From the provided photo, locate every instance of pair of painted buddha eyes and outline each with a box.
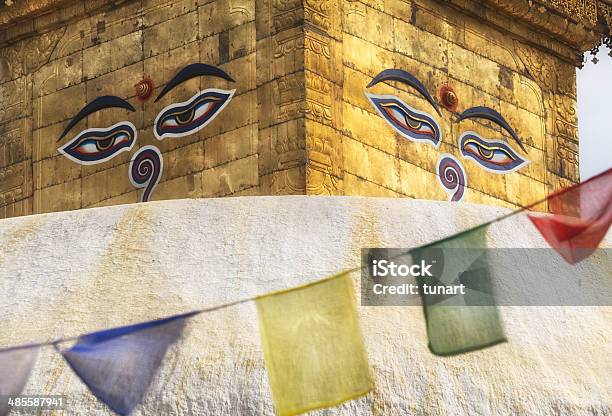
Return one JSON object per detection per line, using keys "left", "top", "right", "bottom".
{"left": 59, "top": 65, "right": 528, "bottom": 179}
{"left": 366, "top": 93, "right": 528, "bottom": 173}
{"left": 64, "top": 88, "right": 524, "bottom": 172}
{"left": 58, "top": 88, "right": 234, "bottom": 165}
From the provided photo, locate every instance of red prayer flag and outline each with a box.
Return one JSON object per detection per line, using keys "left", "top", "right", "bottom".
{"left": 528, "top": 168, "right": 612, "bottom": 264}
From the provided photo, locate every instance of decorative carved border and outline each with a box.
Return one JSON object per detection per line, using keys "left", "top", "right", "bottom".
{"left": 1, "top": 0, "right": 75, "bottom": 27}
{"left": 0, "top": 0, "right": 129, "bottom": 44}
{"left": 477, "top": 0, "right": 609, "bottom": 53}
{"left": 535, "top": 0, "right": 598, "bottom": 25}
{"left": 600, "top": 2, "right": 612, "bottom": 29}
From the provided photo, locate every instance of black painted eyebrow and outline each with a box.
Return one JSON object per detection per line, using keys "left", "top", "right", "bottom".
{"left": 58, "top": 96, "right": 136, "bottom": 142}
{"left": 367, "top": 68, "right": 442, "bottom": 116}
{"left": 458, "top": 106, "right": 526, "bottom": 152}
{"left": 155, "top": 63, "right": 235, "bottom": 103}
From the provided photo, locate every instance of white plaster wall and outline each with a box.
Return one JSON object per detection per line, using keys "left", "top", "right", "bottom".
{"left": 0, "top": 196, "right": 610, "bottom": 415}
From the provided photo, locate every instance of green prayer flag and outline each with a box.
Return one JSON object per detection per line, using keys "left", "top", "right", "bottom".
{"left": 411, "top": 225, "right": 506, "bottom": 355}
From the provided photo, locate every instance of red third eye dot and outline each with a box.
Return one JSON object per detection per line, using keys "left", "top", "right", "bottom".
{"left": 439, "top": 85, "right": 459, "bottom": 112}
{"left": 135, "top": 77, "right": 154, "bottom": 102}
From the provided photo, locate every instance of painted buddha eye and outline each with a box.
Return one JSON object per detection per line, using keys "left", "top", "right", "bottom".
{"left": 459, "top": 132, "right": 529, "bottom": 173}
{"left": 154, "top": 88, "right": 235, "bottom": 140}
{"left": 58, "top": 121, "right": 136, "bottom": 165}
{"left": 366, "top": 93, "right": 441, "bottom": 148}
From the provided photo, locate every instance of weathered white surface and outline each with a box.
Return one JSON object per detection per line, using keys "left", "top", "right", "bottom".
{"left": 0, "top": 196, "right": 610, "bottom": 415}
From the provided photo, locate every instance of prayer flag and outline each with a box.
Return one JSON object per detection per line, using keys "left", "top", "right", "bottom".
{"left": 411, "top": 225, "right": 506, "bottom": 355}
{"left": 0, "top": 346, "right": 38, "bottom": 416}
{"left": 529, "top": 168, "right": 612, "bottom": 264}
{"left": 256, "top": 273, "right": 372, "bottom": 416}
{"left": 59, "top": 313, "right": 192, "bottom": 415}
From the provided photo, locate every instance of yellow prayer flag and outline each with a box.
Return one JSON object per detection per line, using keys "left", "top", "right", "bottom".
{"left": 256, "top": 272, "right": 372, "bottom": 416}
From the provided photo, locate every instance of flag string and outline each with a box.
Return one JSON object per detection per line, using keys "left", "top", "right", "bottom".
{"left": 0, "top": 168, "right": 608, "bottom": 354}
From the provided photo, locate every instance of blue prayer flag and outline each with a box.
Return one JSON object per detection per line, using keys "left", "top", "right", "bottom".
{"left": 0, "top": 345, "right": 38, "bottom": 416}
{"left": 59, "top": 312, "right": 194, "bottom": 415}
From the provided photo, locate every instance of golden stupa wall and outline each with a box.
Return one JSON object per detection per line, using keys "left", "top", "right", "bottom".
{"left": 0, "top": 0, "right": 608, "bottom": 218}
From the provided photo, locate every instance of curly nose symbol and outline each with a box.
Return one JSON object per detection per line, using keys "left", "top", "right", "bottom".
{"left": 129, "top": 145, "right": 163, "bottom": 202}
{"left": 437, "top": 154, "right": 467, "bottom": 202}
